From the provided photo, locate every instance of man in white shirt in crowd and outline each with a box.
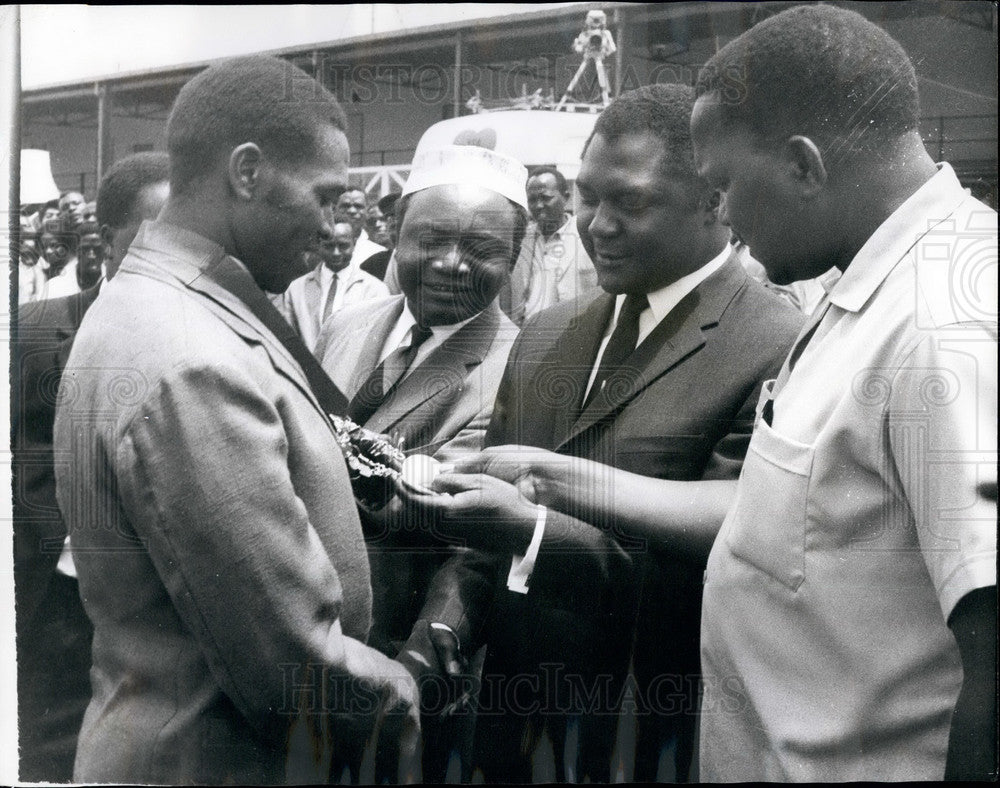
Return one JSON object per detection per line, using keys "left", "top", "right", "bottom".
{"left": 281, "top": 218, "right": 388, "bottom": 351}
{"left": 501, "top": 165, "right": 598, "bottom": 324}
{"left": 37, "top": 218, "right": 81, "bottom": 300}
{"left": 337, "top": 186, "right": 387, "bottom": 269}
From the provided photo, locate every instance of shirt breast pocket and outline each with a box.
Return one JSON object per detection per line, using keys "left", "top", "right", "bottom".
{"left": 723, "top": 416, "right": 813, "bottom": 591}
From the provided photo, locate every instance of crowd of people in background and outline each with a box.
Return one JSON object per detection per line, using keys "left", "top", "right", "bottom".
{"left": 11, "top": 4, "right": 995, "bottom": 786}
{"left": 19, "top": 149, "right": 834, "bottom": 332}
{"left": 19, "top": 192, "right": 100, "bottom": 303}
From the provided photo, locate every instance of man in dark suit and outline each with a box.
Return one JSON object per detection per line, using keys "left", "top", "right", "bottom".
{"left": 13, "top": 151, "right": 170, "bottom": 782}
{"left": 401, "top": 84, "right": 804, "bottom": 783}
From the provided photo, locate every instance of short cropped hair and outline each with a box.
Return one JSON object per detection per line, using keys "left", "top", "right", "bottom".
{"left": 77, "top": 221, "right": 102, "bottom": 238}
{"left": 166, "top": 55, "right": 347, "bottom": 194}
{"left": 527, "top": 166, "right": 569, "bottom": 195}
{"left": 96, "top": 152, "right": 169, "bottom": 228}
{"left": 587, "top": 84, "right": 699, "bottom": 180}
{"left": 377, "top": 191, "right": 401, "bottom": 215}
{"left": 397, "top": 191, "right": 529, "bottom": 270}
{"left": 339, "top": 188, "right": 366, "bottom": 202}
{"left": 695, "top": 5, "right": 919, "bottom": 153}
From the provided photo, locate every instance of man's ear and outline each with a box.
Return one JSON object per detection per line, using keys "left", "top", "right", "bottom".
{"left": 784, "top": 135, "right": 827, "bottom": 197}
{"left": 702, "top": 189, "right": 722, "bottom": 225}
{"left": 228, "top": 143, "right": 264, "bottom": 200}
{"left": 99, "top": 224, "right": 115, "bottom": 252}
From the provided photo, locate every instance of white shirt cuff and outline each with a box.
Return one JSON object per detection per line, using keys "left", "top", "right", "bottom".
{"left": 55, "top": 535, "right": 77, "bottom": 578}
{"left": 506, "top": 505, "right": 547, "bottom": 594}
{"left": 429, "top": 622, "right": 460, "bottom": 654}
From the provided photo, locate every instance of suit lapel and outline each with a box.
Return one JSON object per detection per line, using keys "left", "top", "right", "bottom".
{"left": 365, "top": 303, "right": 502, "bottom": 437}
{"left": 560, "top": 255, "right": 748, "bottom": 449}
{"left": 540, "top": 292, "right": 616, "bottom": 447}
{"left": 340, "top": 297, "right": 406, "bottom": 399}
{"left": 183, "top": 254, "right": 334, "bottom": 421}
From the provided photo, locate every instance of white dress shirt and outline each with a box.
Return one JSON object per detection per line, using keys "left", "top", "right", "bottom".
{"left": 584, "top": 244, "right": 731, "bottom": 402}
{"left": 40, "top": 258, "right": 81, "bottom": 300}
{"left": 351, "top": 228, "right": 387, "bottom": 270}
{"left": 377, "top": 301, "right": 478, "bottom": 380}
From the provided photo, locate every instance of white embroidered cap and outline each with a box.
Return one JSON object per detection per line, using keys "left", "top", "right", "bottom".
{"left": 401, "top": 144, "right": 529, "bottom": 210}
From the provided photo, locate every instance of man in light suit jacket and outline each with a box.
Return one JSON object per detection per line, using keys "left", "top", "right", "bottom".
{"left": 13, "top": 152, "right": 169, "bottom": 782}
{"left": 401, "top": 84, "right": 804, "bottom": 783}
{"left": 52, "top": 56, "right": 416, "bottom": 785}
{"left": 281, "top": 219, "right": 388, "bottom": 351}
{"left": 315, "top": 143, "right": 531, "bottom": 781}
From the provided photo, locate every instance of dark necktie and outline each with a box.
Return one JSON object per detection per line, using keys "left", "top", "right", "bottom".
{"left": 582, "top": 293, "right": 648, "bottom": 411}
{"left": 319, "top": 272, "right": 338, "bottom": 331}
{"left": 348, "top": 324, "right": 433, "bottom": 426}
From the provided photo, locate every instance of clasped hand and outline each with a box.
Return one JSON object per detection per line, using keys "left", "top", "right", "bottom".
{"left": 393, "top": 445, "right": 567, "bottom": 552}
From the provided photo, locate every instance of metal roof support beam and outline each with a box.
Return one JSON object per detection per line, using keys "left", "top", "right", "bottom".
{"left": 614, "top": 8, "right": 624, "bottom": 98}
{"left": 95, "top": 83, "right": 113, "bottom": 181}
{"left": 453, "top": 30, "right": 463, "bottom": 118}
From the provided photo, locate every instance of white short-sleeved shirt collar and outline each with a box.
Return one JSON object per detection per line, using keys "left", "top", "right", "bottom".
{"left": 828, "top": 163, "right": 969, "bottom": 314}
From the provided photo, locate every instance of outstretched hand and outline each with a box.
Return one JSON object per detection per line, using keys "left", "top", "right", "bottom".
{"left": 394, "top": 471, "right": 539, "bottom": 553}
{"left": 450, "top": 445, "right": 580, "bottom": 508}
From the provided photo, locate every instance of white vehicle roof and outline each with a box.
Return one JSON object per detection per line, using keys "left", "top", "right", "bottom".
{"left": 413, "top": 109, "right": 599, "bottom": 180}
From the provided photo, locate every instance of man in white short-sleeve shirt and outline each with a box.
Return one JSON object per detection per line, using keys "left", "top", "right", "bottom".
{"left": 691, "top": 5, "right": 996, "bottom": 781}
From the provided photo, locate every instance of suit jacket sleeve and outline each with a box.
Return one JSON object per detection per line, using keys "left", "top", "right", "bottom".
{"left": 113, "top": 361, "right": 408, "bottom": 746}
{"left": 413, "top": 508, "right": 633, "bottom": 653}
{"left": 12, "top": 326, "right": 69, "bottom": 623}
{"left": 413, "top": 321, "right": 564, "bottom": 651}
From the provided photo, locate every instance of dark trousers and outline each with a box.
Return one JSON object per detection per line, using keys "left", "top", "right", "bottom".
{"left": 17, "top": 572, "right": 93, "bottom": 782}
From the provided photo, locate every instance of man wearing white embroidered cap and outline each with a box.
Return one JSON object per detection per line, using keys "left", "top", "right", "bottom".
{"left": 396, "top": 83, "right": 804, "bottom": 783}
{"left": 314, "top": 141, "right": 527, "bottom": 781}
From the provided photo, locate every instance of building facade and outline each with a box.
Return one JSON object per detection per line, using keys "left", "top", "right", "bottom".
{"left": 20, "top": 2, "right": 998, "bottom": 204}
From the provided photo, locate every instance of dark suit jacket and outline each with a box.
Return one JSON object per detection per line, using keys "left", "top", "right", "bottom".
{"left": 13, "top": 287, "right": 101, "bottom": 781}
{"left": 417, "top": 256, "right": 804, "bottom": 752}
{"left": 14, "top": 286, "right": 100, "bottom": 625}
{"left": 424, "top": 255, "right": 802, "bottom": 632}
